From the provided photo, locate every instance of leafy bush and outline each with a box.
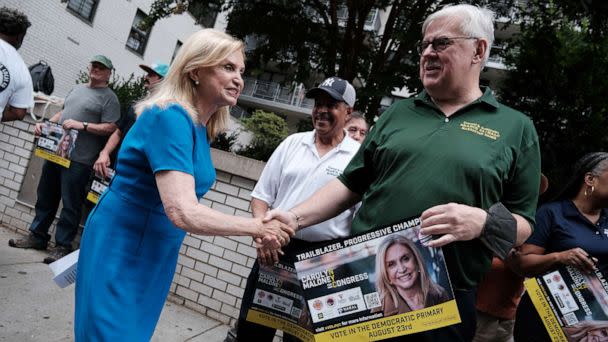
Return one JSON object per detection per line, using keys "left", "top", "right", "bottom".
{"left": 296, "top": 118, "right": 313, "bottom": 132}
{"left": 237, "top": 110, "right": 288, "bottom": 161}
{"left": 211, "top": 131, "right": 239, "bottom": 152}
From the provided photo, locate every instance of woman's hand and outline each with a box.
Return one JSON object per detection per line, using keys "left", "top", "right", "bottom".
{"left": 255, "top": 217, "right": 294, "bottom": 250}
{"left": 263, "top": 209, "right": 298, "bottom": 232}
{"left": 557, "top": 247, "right": 597, "bottom": 273}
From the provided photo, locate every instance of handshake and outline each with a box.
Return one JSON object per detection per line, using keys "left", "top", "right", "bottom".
{"left": 253, "top": 209, "right": 300, "bottom": 265}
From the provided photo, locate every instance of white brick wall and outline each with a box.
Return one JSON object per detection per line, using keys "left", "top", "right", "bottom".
{"left": 0, "top": 115, "right": 267, "bottom": 325}
{"left": 4, "top": 0, "right": 203, "bottom": 97}
{"left": 167, "top": 175, "right": 259, "bottom": 325}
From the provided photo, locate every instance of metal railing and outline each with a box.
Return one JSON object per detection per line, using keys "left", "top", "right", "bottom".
{"left": 241, "top": 77, "right": 314, "bottom": 109}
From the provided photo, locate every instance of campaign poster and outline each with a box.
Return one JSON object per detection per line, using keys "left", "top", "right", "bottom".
{"left": 245, "top": 260, "right": 315, "bottom": 341}
{"left": 34, "top": 120, "right": 78, "bottom": 168}
{"left": 86, "top": 168, "right": 115, "bottom": 204}
{"left": 246, "top": 216, "right": 459, "bottom": 342}
{"left": 524, "top": 265, "right": 608, "bottom": 342}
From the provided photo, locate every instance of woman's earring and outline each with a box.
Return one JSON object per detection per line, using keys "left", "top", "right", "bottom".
{"left": 194, "top": 80, "right": 200, "bottom": 85}
{"left": 591, "top": 186, "right": 595, "bottom": 194}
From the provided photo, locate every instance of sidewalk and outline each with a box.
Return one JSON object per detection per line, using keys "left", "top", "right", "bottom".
{"left": 0, "top": 225, "right": 231, "bottom": 341}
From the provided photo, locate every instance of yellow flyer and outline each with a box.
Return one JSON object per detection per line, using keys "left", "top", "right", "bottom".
{"left": 34, "top": 120, "right": 78, "bottom": 168}
{"left": 86, "top": 169, "right": 115, "bottom": 204}
{"left": 246, "top": 216, "right": 460, "bottom": 341}
{"left": 525, "top": 265, "right": 608, "bottom": 342}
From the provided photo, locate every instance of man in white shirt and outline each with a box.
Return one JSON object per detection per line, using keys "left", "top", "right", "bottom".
{"left": 0, "top": 6, "right": 33, "bottom": 122}
{"left": 230, "top": 77, "right": 361, "bottom": 342}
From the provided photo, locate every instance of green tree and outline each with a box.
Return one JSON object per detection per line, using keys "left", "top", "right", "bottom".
{"left": 237, "top": 110, "right": 288, "bottom": 161}
{"left": 296, "top": 118, "right": 314, "bottom": 133}
{"left": 498, "top": 0, "right": 608, "bottom": 198}
{"left": 147, "top": 0, "right": 505, "bottom": 121}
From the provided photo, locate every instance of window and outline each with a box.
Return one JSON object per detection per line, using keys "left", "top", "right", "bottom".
{"left": 66, "top": 0, "right": 99, "bottom": 22}
{"left": 126, "top": 9, "right": 151, "bottom": 56}
{"left": 171, "top": 40, "right": 182, "bottom": 63}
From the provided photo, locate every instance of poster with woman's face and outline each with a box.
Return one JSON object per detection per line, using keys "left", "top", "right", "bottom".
{"left": 35, "top": 121, "right": 78, "bottom": 168}
{"left": 293, "top": 217, "right": 456, "bottom": 338}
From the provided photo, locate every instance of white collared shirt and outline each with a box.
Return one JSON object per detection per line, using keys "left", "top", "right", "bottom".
{"left": 252, "top": 130, "right": 361, "bottom": 241}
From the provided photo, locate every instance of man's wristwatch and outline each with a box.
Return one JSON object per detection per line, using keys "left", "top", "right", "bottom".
{"left": 83, "top": 122, "right": 88, "bottom": 131}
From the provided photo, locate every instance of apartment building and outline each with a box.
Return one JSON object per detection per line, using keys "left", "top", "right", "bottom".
{"left": 5, "top": 0, "right": 206, "bottom": 97}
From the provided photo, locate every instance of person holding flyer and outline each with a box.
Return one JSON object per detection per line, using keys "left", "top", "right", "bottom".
{"left": 265, "top": 4, "right": 541, "bottom": 341}
{"left": 375, "top": 234, "right": 448, "bottom": 315}
{"left": 73, "top": 29, "right": 293, "bottom": 341}
{"left": 511, "top": 152, "right": 608, "bottom": 341}
{"left": 229, "top": 77, "right": 360, "bottom": 342}
{"left": 8, "top": 55, "right": 120, "bottom": 263}
{"left": 93, "top": 61, "right": 168, "bottom": 179}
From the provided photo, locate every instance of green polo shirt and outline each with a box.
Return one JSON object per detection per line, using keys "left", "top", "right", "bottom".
{"left": 338, "top": 87, "right": 540, "bottom": 289}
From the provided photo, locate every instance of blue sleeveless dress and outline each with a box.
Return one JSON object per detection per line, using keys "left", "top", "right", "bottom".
{"left": 75, "top": 104, "right": 215, "bottom": 341}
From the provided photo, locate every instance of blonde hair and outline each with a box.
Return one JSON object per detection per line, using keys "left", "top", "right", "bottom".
{"left": 136, "top": 29, "right": 244, "bottom": 139}
{"left": 375, "top": 235, "right": 434, "bottom": 309}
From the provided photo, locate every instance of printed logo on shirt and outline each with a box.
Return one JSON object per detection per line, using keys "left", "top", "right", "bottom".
{"left": 326, "top": 166, "right": 343, "bottom": 177}
{"left": 0, "top": 63, "right": 9, "bottom": 93}
{"left": 460, "top": 121, "right": 500, "bottom": 140}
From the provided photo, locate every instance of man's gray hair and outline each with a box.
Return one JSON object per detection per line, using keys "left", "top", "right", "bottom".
{"left": 422, "top": 4, "right": 495, "bottom": 65}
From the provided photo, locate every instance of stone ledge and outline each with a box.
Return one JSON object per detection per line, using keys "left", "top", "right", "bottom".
{"left": 210, "top": 148, "right": 266, "bottom": 181}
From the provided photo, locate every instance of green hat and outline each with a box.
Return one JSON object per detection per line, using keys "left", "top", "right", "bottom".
{"left": 90, "top": 55, "right": 113, "bottom": 69}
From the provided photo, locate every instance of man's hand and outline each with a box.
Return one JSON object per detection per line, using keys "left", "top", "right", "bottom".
{"left": 263, "top": 209, "right": 298, "bottom": 231}
{"left": 420, "top": 203, "right": 487, "bottom": 248}
{"left": 255, "top": 237, "right": 284, "bottom": 266}
{"left": 256, "top": 217, "right": 295, "bottom": 250}
{"left": 34, "top": 122, "right": 44, "bottom": 136}
{"left": 93, "top": 151, "right": 111, "bottom": 178}
{"left": 62, "top": 119, "right": 83, "bottom": 130}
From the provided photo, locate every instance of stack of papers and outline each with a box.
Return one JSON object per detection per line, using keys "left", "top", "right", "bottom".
{"left": 48, "top": 249, "right": 79, "bottom": 288}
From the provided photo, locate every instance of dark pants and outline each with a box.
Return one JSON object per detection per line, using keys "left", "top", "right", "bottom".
{"left": 513, "top": 293, "right": 550, "bottom": 342}
{"left": 29, "top": 160, "right": 91, "bottom": 247}
{"left": 384, "top": 288, "right": 478, "bottom": 342}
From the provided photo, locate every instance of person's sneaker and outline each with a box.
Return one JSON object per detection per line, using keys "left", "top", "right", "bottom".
{"left": 43, "top": 245, "right": 72, "bottom": 264}
{"left": 8, "top": 234, "right": 47, "bottom": 250}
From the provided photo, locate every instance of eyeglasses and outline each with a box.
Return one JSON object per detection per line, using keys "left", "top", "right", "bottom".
{"left": 417, "top": 37, "right": 478, "bottom": 54}
{"left": 347, "top": 127, "right": 367, "bottom": 137}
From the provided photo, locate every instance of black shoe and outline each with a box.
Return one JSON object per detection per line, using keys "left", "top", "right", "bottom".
{"left": 224, "top": 327, "right": 237, "bottom": 342}
{"left": 8, "top": 234, "right": 47, "bottom": 250}
{"left": 43, "top": 245, "right": 72, "bottom": 264}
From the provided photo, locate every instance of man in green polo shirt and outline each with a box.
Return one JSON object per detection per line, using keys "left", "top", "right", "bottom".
{"left": 265, "top": 4, "right": 541, "bottom": 341}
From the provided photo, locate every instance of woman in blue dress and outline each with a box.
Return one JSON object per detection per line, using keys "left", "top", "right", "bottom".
{"left": 510, "top": 152, "right": 608, "bottom": 341}
{"left": 74, "top": 29, "right": 294, "bottom": 341}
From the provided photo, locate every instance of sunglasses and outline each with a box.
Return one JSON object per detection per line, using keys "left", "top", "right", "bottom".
{"left": 417, "top": 36, "right": 478, "bottom": 54}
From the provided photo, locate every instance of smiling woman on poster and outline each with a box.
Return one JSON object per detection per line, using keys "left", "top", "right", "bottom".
{"left": 54, "top": 131, "right": 73, "bottom": 158}
{"left": 375, "top": 234, "right": 448, "bottom": 315}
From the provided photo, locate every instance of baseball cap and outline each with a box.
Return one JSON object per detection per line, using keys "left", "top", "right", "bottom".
{"left": 90, "top": 55, "right": 113, "bottom": 69}
{"left": 139, "top": 62, "right": 169, "bottom": 78}
{"left": 305, "top": 77, "right": 356, "bottom": 107}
